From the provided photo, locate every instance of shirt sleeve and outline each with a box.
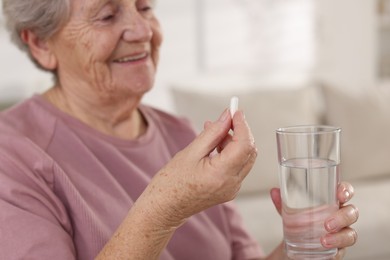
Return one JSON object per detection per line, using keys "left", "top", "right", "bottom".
{"left": 222, "top": 201, "right": 265, "bottom": 260}
{"left": 0, "top": 148, "right": 76, "bottom": 260}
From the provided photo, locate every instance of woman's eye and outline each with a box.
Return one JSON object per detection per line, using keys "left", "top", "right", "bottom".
{"left": 139, "top": 5, "right": 154, "bottom": 17}
{"left": 101, "top": 14, "right": 115, "bottom": 21}
{"left": 142, "top": 6, "right": 151, "bottom": 12}
{"left": 137, "top": 0, "right": 154, "bottom": 14}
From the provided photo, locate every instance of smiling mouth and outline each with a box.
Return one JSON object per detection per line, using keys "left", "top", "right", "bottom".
{"left": 114, "top": 53, "right": 148, "bottom": 63}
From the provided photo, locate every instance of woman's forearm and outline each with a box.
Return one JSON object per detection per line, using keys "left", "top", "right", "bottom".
{"left": 96, "top": 192, "right": 184, "bottom": 260}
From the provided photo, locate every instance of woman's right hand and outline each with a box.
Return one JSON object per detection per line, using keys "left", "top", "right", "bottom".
{"left": 141, "top": 109, "right": 257, "bottom": 227}
{"left": 97, "top": 109, "right": 257, "bottom": 259}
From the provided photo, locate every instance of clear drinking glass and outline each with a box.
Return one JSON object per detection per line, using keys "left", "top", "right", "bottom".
{"left": 276, "top": 125, "right": 341, "bottom": 259}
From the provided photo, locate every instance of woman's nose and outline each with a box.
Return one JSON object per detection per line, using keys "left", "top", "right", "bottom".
{"left": 122, "top": 11, "right": 153, "bottom": 42}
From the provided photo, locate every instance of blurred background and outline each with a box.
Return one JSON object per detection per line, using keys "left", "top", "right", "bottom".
{"left": 1, "top": 0, "right": 390, "bottom": 259}
{"left": 0, "top": 0, "right": 385, "bottom": 109}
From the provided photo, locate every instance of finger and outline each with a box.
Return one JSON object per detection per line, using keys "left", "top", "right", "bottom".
{"left": 270, "top": 188, "right": 282, "bottom": 216}
{"left": 187, "top": 109, "right": 232, "bottom": 158}
{"left": 216, "top": 134, "right": 232, "bottom": 153}
{"left": 235, "top": 146, "right": 258, "bottom": 180}
{"left": 230, "top": 111, "right": 254, "bottom": 144}
{"left": 203, "top": 120, "right": 220, "bottom": 157}
{"left": 321, "top": 227, "right": 358, "bottom": 249}
{"left": 219, "top": 111, "right": 256, "bottom": 168}
{"left": 333, "top": 248, "right": 346, "bottom": 260}
{"left": 337, "top": 181, "right": 354, "bottom": 204}
{"left": 203, "top": 120, "right": 212, "bottom": 130}
{"left": 204, "top": 120, "right": 224, "bottom": 157}
{"left": 204, "top": 116, "right": 232, "bottom": 154}
{"left": 325, "top": 204, "right": 359, "bottom": 233}
{"left": 337, "top": 248, "right": 347, "bottom": 260}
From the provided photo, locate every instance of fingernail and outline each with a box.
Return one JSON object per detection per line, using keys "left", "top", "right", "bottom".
{"left": 322, "top": 234, "right": 337, "bottom": 247}
{"left": 343, "top": 190, "right": 350, "bottom": 201}
{"left": 326, "top": 218, "right": 338, "bottom": 232}
{"left": 218, "top": 109, "right": 229, "bottom": 122}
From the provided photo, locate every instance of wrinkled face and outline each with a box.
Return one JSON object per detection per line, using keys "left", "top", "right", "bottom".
{"left": 48, "top": 0, "right": 162, "bottom": 100}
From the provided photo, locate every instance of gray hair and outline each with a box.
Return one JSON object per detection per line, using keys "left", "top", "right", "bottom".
{"left": 2, "top": 0, "right": 71, "bottom": 71}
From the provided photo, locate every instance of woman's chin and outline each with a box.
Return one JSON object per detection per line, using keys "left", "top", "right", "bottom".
{"left": 99, "top": 83, "right": 153, "bottom": 101}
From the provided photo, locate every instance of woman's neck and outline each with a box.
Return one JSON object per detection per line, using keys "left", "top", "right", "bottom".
{"left": 42, "top": 86, "right": 147, "bottom": 140}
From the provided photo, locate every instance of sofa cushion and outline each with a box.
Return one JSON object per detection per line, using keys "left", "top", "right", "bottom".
{"left": 322, "top": 84, "right": 390, "bottom": 181}
{"left": 171, "top": 82, "right": 322, "bottom": 195}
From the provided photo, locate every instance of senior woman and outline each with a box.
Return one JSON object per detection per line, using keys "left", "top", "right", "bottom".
{"left": 0, "top": 0, "right": 358, "bottom": 259}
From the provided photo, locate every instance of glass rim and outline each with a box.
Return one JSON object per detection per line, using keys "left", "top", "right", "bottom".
{"left": 276, "top": 125, "right": 341, "bottom": 134}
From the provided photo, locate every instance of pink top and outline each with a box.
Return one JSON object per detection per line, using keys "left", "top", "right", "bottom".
{"left": 0, "top": 95, "right": 263, "bottom": 260}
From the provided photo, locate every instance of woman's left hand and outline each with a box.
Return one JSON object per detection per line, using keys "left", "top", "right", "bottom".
{"left": 270, "top": 181, "right": 359, "bottom": 259}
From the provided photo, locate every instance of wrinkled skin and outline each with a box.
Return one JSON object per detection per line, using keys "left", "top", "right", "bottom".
{"left": 21, "top": 0, "right": 358, "bottom": 258}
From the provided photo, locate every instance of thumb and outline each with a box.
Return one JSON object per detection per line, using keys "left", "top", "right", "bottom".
{"left": 270, "top": 188, "right": 282, "bottom": 216}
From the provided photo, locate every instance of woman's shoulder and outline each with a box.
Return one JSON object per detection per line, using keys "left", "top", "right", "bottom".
{"left": 0, "top": 95, "right": 58, "bottom": 150}
{"left": 0, "top": 96, "right": 64, "bottom": 192}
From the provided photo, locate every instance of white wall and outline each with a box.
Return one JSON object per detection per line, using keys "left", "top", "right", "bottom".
{"left": 143, "top": 0, "right": 197, "bottom": 112}
{"left": 316, "top": 0, "right": 378, "bottom": 91}
{"left": 145, "top": 0, "right": 250, "bottom": 112}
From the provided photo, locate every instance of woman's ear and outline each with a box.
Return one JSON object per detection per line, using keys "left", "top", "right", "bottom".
{"left": 20, "top": 30, "right": 58, "bottom": 70}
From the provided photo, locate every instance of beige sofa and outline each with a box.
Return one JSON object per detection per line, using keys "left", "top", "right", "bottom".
{"left": 171, "top": 76, "right": 390, "bottom": 260}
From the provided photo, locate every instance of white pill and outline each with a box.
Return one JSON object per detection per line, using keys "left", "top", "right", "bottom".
{"left": 230, "top": 96, "right": 239, "bottom": 118}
